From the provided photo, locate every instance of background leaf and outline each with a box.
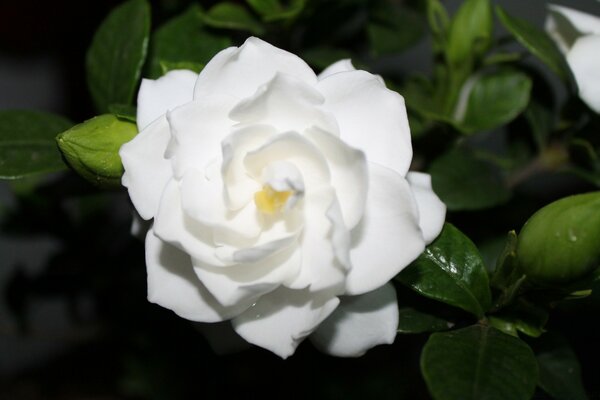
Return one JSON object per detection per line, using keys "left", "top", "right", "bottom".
{"left": 445, "top": 0, "right": 493, "bottom": 66}
{"left": 246, "top": 0, "right": 305, "bottom": 22}
{"left": 0, "top": 110, "right": 73, "bottom": 179}
{"left": 367, "top": 3, "right": 425, "bottom": 56}
{"left": 397, "top": 307, "right": 454, "bottom": 334}
{"left": 397, "top": 223, "right": 492, "bottom": 318}
{"left": 203, "top": 3, "right": 265, "bottom": 35}
{"left": 421, "top": 325, "right": 538, "bottom": 400}
{"left": 147, "top": 5, "right": 231, "bottom": 79}
{"left": 496, "top": 6, "right": 573, "bottom": 83}
{"left": 429, "top": 147, "right": 511, "bottom": 211}
{"left": 457, "top": 69, "right": 532, "bottom": 134}
{"left": 86, "top": 0, "right": 150, "bottom": 113}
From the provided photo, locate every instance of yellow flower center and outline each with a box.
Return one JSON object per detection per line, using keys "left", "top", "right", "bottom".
{"left": 254, "top": 185, "right": 293, "bottom": 214}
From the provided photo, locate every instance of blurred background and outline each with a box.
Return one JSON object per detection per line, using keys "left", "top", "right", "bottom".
{"left": 1, "top": 0, "right": 599, "bottom": 399}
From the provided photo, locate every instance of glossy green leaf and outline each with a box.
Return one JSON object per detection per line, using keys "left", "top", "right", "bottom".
{"left": 397, "top": 307, "right": 454, "bottom": 334}
{"left": 429, "top": 147, "right": 511, "bottom": 211}
{"left": 397, "top": 223, "right": 492, "bottom": 318}
{"left": 86, "top": 0, "right": 150, "bottom": 113}
{"left": 368, "top": 4, "right": 425, "bottom": 55}
{"left": 457, "top": 69, "right": 532, "bottom": 134}
{"left": 421, "top": 325, "right": 538, "bottom": 400}
{"left": 496, "top": 6, "right": 572, "bottom": 82}
{"left": 536, "top": 335, "right": 588, "bottom": 400}
{"left": 0, "top": 110, "right": 73, "bottom": 179}
{"left": 446, "top": 0, "right": 493, "bottom": 66}
{"left": 147, "top": 5, "right": 231, "bottom": 79}
{"left": 203, "top": 3, "right": 264, "bottom": 35}
{"left": 56, "top": 114, "right": 137, "bottom": 188}
{"left": 246, "top": 0, "right": 305, "bottom": 22}
{"left": 488, "top": 299, "right": 548, "bottom": 338}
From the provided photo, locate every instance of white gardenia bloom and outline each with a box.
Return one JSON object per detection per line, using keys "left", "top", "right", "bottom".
{"left": 120, "top": 37, "right": 446, "bottom": 358}
{"left": 546, "top": 3, "right": 600, "bottom": 113}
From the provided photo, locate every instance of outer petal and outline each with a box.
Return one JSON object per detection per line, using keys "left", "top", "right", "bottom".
{"left": 318, "top": 59, "right": 355, "bottom": 80}
{"left": 568, "top": 35, "right": 600, "bottom": 113}
{"left": 232, "top": 287, "right": 340, "bottom": 358}
{"left": 120, "top": 117, "right": 172, "bottom": 220}
{"left": 194, "top": 37, "right": 317, "bottom": 102}
{"left": 310, "top": 283, "right": 398, "bottom": 357}
{"left": 229, "top": 73, "right": 338, "bottom": 134}
{"left": 137, "top": 70, "right": 198, "bottom": 131}
{"left": 145, "top": 229, "right": 249, "bottom": 322}
{"left": 547, "top": 4, "right": 600, "bottom": 50}
{"left": 406, "top": 172, "right": 446, "bottom": 244}
{"left": 345, "top": 163, "right": 425, "bottom": 295}
{"left": 317, "top": 70, "right": 412, "bottom": 176}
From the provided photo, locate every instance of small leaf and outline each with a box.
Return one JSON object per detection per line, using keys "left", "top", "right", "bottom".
{"left": 147, "top": 5, "right": 231, "bottom": 79}
{"left": 203, "top": 3, "right": 264, "bottom": 35}
{"left": 421, "top": 325, "right": 538, "bottom": 400}
{"left": 524, "top": 100, "right": 554, "bottom": 150}
{"left": 56, "top": 114, "right": 138, "bottom": 188}
{"left": 159, "top": 60, "right": 204, "bottom": 76}
{"left": 108, "top": 104, "right": 137, "bottom": 123}
{"left": 368, "top": 4, "right": 425, "bottom": 56}
{"left": 397, "top": 223, "right": 492, "bottom": 318}
{"left": 536, "top": 334, "right": 588, "bottom": 400}
{"left": 0, "top": 110, "right": 73, "bottom": 179}
{"left": 457, "top": 69, "right": 532, "bottom": 134}
{"left": 246, "top": 0, "right": 305, "bottom": 22}
{"left": 86, "top": 0, "right": 150, "bottom": 113}
{"left": 496, "top": 6, "right": 572, "bottom": 82}
{"left": 429, "top": 147, "right": 511, "bottom": 211}
{"left": 397, "top": 307, "right": 454, "bottom": 334}
{"left": 488, "top": 299, "right": 549, "bottom": 338}
{"left": 446, "top": 0, "right": 493, "bottom": 66}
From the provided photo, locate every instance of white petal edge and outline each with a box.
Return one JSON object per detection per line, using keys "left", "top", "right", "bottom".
{"left": 317, "top": 70, "right": 413, "bottom": 176}
{"left": 406, "top": 171, "right": 446, "bottom": 244}
{"left": 145, "top": 229, "right": 249, "bottom": 322}
{"left": 232, "top": 287, "right": 340, "bottom": 358}
{"left": 568, "top": 35, "right": 600, "bottom": 113}
{"left": 318, "top": 59, "right": 356, "bottom": 80}
{"left": 345, "top": 163, "right": 425, "bottom": 295}
{"left": 120, "top": 117, "right": 172, "bottom": 220}
{"left": 137, "top": 70, "right": 198, "bottom": 131}
{"left": 310, "top": 283, "right": 398, "bottom": 357}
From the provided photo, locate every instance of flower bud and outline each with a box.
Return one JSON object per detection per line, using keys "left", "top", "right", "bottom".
{"left": 56, "top": 114, "right": 137, "bottom": 187}
{"left": 516, "top": 192, "right": 600, "bottom": 285}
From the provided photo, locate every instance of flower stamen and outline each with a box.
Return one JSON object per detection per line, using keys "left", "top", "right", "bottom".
{"left": 254, "top": 185, "right": 293, "bottom": 214}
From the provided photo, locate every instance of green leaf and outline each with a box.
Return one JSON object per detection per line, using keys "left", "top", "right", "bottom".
{"left": 86, "top": 0, "right": 150, "bottom": 113}
{"left": 301, "top": 47, "right": 354, "bottom": 71}
{"left": 397, "top": 223, "right": 492, "bottom": 318}
{"left": 536, "top": 335, "right": 588, "bottom": 400}
{"left": 203, "top": 3, "right": 264, "bottom": 35}
{"left": 488, "top": 299, "right": 548, "bottom": 338}
{"left": 108, "top": 104, "right": 137, "bottom": 123}
{"left": 0, "top": 110, "right": 73, "bottom": 179}
{"left": 524, "top": 100, "right": 554, "bottom": 150}
{"left": 421, "top": 325, "right": 538, "bottom": 400}
{"left": 496, "top": 6, "right": 572, "bottom": 82}
{"left": 446, "top": 0, "right": 493, "bottom": 66}
{"left": 457, "top": 69, "right": 532, "bottom": 134}
{"left": 368, "top": 4, "right": 425, "bottom": 56}
{"left": 56, "top": 114, "right": 138, "bottom": 188}
{"left": 397, "top": 307, "right": 454, "bottom": 334}
{"left": 246, "top": 0, "right": 305, "bottom": 22}
{"left": 429, "top": 147, "right": 511, "bottom": 211}
{"left": 159, "top": 60, "right": 204, "bottom": 76}
{"left": 147, "top": 5, "right": 231, "bottom": 79}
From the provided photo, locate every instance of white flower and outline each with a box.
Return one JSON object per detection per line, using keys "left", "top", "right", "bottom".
{"left": 546, "top": 2, "right": 600, "bottom": 113}
{"left": 119, "top": 37, "right": 446, "bottom": 358}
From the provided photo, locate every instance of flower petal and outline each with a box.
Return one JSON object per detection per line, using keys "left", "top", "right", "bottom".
{"left": 345, "top": 163, "right": 425, "bottom": 295}
{"left": 305, "top": 126, "right": 368, "bottom": 229}
{"left": 406, "top": 172, "right": 446, "bottom": 244}
{"left": 232, "top": 287, "right": 340, "bottom": 358}
{"left": 137, "top": 70, "right": 198, "bottom": 131}
{"left": 568, "top": 35, "right": 600, "bottom": 113}
{"left": 230, "top": 73, "right": 338, "bottom": 134}
{"left": 153, "top": 179, "right": 229, "bottom": 267}
{"left": 120, "top": 117, "right": 172, "bottom": 220}
{"left": 317, "top": 70, "right": 412, "bottom": 176}
{"left": 546, "top": 4, "right": 600, "bottom": 52}
{"left": 145, "top": 229, "right": 249, "bottom": 322}
{"left": 194, "top": 37, "right": 317, "bottom": 102}
{"left": 310, "top": 283, "right": 398, "bottom": 357}
{"left": 193, "top": 245, "right": 301, "bottom": 307}
{"left": 318, "top": 59, "right": 355, "bottom": 80}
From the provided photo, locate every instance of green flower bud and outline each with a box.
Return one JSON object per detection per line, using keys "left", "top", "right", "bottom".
{"left": 56, "top": 114, "right": 137, "bottom": 188}
{"left": 516, "top": 192, "right": 600, "bottom": 285}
